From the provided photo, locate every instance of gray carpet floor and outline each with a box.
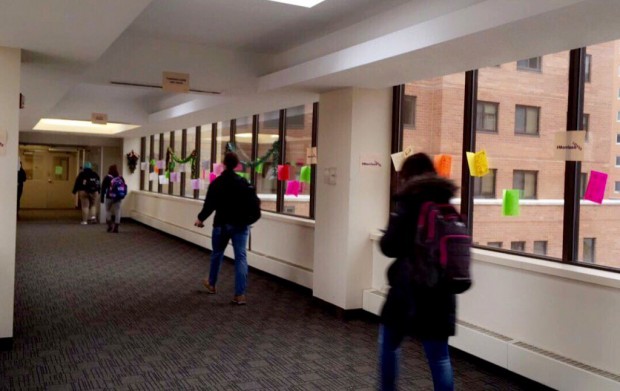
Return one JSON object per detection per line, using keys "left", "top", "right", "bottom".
{"left": 1, "top": 214, "right": 553, "bottom": 390}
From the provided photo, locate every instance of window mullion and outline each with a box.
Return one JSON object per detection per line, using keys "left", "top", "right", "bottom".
{"left": 461, "top": 70, "right": 478, "bottom": 234}
{"left": 562, "top": 48, "right": 586, "bottom": 263}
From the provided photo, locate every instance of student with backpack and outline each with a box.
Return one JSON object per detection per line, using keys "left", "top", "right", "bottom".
{"left": 379, "top": 152, "right": 470, "bottom": 391}
{"left": 100, "top": 164, "right": 127, "bottom": 233}
{"left": 72, "top": 161, "right": 101, "bottom": 225}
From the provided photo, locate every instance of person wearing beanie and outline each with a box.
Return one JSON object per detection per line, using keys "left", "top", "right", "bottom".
{"left": 72, "top": 161, "right": 101, "bottom": 225}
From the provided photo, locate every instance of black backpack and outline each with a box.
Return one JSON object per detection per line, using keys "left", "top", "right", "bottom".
{"left": 243, "top": 184, "right": 261, "bottom": 225}
{"left": 84, "top": 175, "right": 100, "bottom": 193}
{"left": 412, "top": 201, "right": 472, "bottom": 294}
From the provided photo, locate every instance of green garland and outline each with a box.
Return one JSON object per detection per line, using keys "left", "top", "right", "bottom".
{"left": 166, "top": 148, "right": 198, "bottom": 179}
{"left": 226, "top": 140, "right": 280, "bottom": 176}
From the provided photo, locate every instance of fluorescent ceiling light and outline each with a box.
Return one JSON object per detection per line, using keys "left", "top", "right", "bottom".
{"left": 33, "top": 118, "right": 140, "bottom": 135}
{"left": 268, "top": 0, "right": 326, "bottom": 8}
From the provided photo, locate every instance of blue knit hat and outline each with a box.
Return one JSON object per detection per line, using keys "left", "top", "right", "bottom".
{"left": 83, "top": 161, "right": 92, "bottom": 169}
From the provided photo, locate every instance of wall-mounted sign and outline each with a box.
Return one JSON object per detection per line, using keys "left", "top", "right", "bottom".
{"left": 162, "top": 71, "right": 190, "bottom": 93}
{"left": 91, "top": 113, "right": 108, "bottom": 124}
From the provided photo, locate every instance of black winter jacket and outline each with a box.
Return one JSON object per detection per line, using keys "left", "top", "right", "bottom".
{"left": 72, "top": 168, "right": 100, "bottom": 194}
{"left": 380, "top": 174, "right": 458, "bottom": 339}
{"left": 197, "top": 169, "right": 255, "bottom": 227}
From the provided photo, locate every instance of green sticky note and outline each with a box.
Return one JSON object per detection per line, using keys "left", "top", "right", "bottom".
{"left": 237, "top": 172, "right": 249, "bottom": 180}
{"left": 299, "top": 165, "right": 311, "bottom": 183}
{"left": 55, "top": 166, "right": 63, "bottom": 175}
{"left": 255, "top": 162, "right": 263, "bottom": 174}
{"left": 502, "top": 189, "right": 520, "bottom": 216}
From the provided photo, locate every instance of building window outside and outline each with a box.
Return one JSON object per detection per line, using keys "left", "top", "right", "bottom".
{"left": 185, "top": 127, "right": 198, "bottom": 198}
{"left": 617, "top": 134, "right": 620, "bottom": 144}
{"left": 511, "top": 241, "right": 525, "bottom": 252}
{"left": 579, "top": 172, "right": 588, "bottom": 199}
{"left": 476, "top": 101, "right": 498, "bottom": 132}
{"left": 473, "top": 168, "right": 496, "bottom": 198}
{"left": 515, "top": 105, "right": 540, "bottom": 135}
{"left": 583, "top": 238, "right": 596, "bottom": 263}
{"left": 617, "top": 111, "right": 620, "bottom": 122}
{"left": 517, "top": 57, "right": 542, "bottom": 72}
{"left": 616, "top": 156, "right": 620, "bottom": 166}
{"left": 585, "top": 54, "right": 591, "bottom": 82}
{"left": 403, "top": 95, "right": 416, "bottom": 128}
{"left": 487, "top": 242, "right": 503, "bottom": 248}
{"left": 583, "top": 113, "right": 590, "bottom": 141}
{"left": 615, "top": 181, "right": 620, "bottom": 192}
{"left": 533, "top": 241, "right": 548, "bottom": 255}
{"left": 513, "top": 170, "right": 538, "bottom": 199}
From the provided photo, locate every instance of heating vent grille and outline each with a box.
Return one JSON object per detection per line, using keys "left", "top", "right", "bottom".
{"left": 513, "top": 341, "right": 620, "bottom": 382}
{"left": 457, "top": 320, "right": 513, "bottom": 341}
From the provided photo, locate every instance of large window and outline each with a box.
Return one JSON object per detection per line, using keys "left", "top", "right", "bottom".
{"left": 283, "top": 105, "right": 313, "bottom": 218}
{"left": 199, "top": 125, "right": 211, "bottom": 199}
{"left": 172, "top": 130, "right": 182, "bottom": 196}
{"left": 235, "top": 116, "right": 253, "bottom": 180}
{"left": 256, "top": 110, "right": 280, "bottom": 212}
{"left": 513, "top": 170, "right": 538, "bottom": 199}
{"left": 185, "top": 127, "right": 197, "bottom": 198}
{"left": 515, "top": 105, "right": 540, "bottom": 135}
{"left": 476, "top": 101, "right": 498, "bottom": 132}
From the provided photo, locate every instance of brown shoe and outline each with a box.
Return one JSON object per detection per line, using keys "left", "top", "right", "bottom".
{"left": 203, "top": 280, "right": 216, "bottom": 294}
{"left": 231, "top": 295, "right": 246, "bottom": 305}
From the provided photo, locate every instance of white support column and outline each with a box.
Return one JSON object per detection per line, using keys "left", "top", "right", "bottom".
{"left": 0, "top": 47, "right": 21, "bottom": 342}
{"left": 313, "top": 87, "right": 392, "bottom": 309}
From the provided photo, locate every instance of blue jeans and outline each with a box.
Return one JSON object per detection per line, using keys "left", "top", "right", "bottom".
{"left": 379, "top": 324, "right": 454, "bottom": 391}
{"left": 209, "top": 224, "right": 249, "bottom": 296}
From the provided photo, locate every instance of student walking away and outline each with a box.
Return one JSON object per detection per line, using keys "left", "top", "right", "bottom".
{"left": 17, "top": 161, "right": 26, "bottom": 218}
{"left": 194, "top": 152, "right": 261, "bottom": 305}
{"left": 72, "top": 161, "right": 100, "bottom": 225}
{"left": 379, "top": 153, "right": 461, "bottom": 391}
{"left": 100, "top": 164, "right": 127, "bottom": 233}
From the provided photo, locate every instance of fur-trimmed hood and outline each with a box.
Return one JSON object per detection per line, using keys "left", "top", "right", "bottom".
{"left": 395, "top": 173, "right": 457, "bottom": 203}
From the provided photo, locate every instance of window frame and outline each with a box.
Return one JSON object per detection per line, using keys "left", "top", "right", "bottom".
{"left": 515, "top": 104, "right": 540, "bottom": 135}
{"left": 473, "top": 168, "right": 497, "bottom": 199}
{"left": 476, "top": 101, "right": 499, "bottom": 133}
{"left": 513, "top": 170, "right": 538, "bottom": 199}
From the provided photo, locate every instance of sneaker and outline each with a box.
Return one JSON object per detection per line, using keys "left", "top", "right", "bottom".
{"left": 202, "top": 280, "right": 217, "bottom": 294}
{"left": 231, "top": 295, "right": 247, "bottom": 305}
{"left": 80, "top": 221, "right": 88, "bottom": 225}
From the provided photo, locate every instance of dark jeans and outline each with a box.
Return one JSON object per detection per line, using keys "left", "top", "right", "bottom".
{"left": 209, "top": 224, "right": 249, "bottom": 296}
{"left": 379, "top": 324, "right": 454, "bottom": 391}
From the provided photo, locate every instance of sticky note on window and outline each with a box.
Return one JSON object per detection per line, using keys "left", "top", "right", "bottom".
{"left": 300, "top": 165, "right": 311, "bottom": 183}
{"left": 213, "top": 163, "right": 224, "bottom": 175}
{"left": 209, "top": 172, "right": 217, "bottom": 183}
{"left": 157, "top": 160, "right": 165, "bottom": 169}
{"left": 55, "top": 166, "right": 63, "bottom": 175}
{"left": 434, "top": 154, "right": 452, "bottom": 178}
{"left": 159, "top": 175, "right": 169, "bottom": 185}
{"left": 149, "top": 172, "right": 157, "bottom": 181}
{"left": 278, "top": 165, "right": 290, "bottom": 181}
{"left": 140, "top": 162, "right": 148, "bottom": 171}
{"left": 466, "top": 150, "right": 490, "bottom": 177}
{"left": 584, "top": 170, "right": 608, "bottom": 204}
{"left": 391, "top": 152, "right": 405, "bottom": 172}
{"left": 286, "top": 180, "right": 301, "bottom": 197}
{"left": 191, "top": 179, "right": 200, "bottom": 190}
{"left": 554, "top": 131, "right": 585, "bottom": 161}
{"left": 403, "top": 145, "right": 414, "bottom": 158}
{"left": 178, "top": 164, "right": 186, "bottom": 173}
{"left": 255, "top": 162, "right": 264, "bottom": 174}
{"left": 502, "top": 189, "right": 520, "bottom": 216}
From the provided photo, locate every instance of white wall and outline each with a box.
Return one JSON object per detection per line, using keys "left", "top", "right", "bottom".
{"left": 313, "top": 87, "right": 392, "bottom": 309}
{"left": 0, "top": 47, "right": 21, "bottom": 340}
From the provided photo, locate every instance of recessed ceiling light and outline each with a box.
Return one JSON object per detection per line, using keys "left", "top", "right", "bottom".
{"left": 268, "top": 0, "right": 326, "bottom": 8}
{"left": 33, "top": 118, "right": 140, "bottom": 135}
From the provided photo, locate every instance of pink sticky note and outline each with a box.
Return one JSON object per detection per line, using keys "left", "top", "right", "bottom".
{"left": 169, "top": 172, "right": 177, "bottom": 183}
{"left": 191, "top": 179, "right": 200, "bottom": 190}
{"left": 213, "top": 163, "right": 224, "bottom": 175}
{"left": 234, "top": 163, "right": 243, "bottom": 171}
{"left": 209, "top": 172, "right": 217, "bottom": 183}
{"left": 286, "top": 180, "right": 301, "bottom": 197}
{"left": 584, "top": 170, "right": 608, "bottom": 204}
{"left": 157, "top": 160, "right": 165, "bottom": 169}
{"left": 278, "top": 165, "right": 290, "bottom": 181}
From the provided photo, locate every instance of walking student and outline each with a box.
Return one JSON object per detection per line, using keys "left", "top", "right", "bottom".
{"left": 72, "top": 162, "right": 100, "bottom": 225}
{"left": 194, "top": 152, "right": 261, "bottom": 305}
{"left": 378, "top": 153, "right": 458, "bottom": 391}
{"left": 100, "top": 164, "right": 126, "bottom": 233}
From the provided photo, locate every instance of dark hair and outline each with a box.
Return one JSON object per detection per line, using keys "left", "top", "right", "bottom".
{"left": 400, "top": 152, "right": 436, "bottom": 180}
{"left": 108, "top": 164, "right": 119, "bottom": 177}
{"left": 223, "top": 152, "right": 239, "bottom": 170}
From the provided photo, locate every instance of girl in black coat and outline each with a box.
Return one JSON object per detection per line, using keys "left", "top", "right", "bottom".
{"left": 379, "top": 153, "right": 457, "bottom": 391}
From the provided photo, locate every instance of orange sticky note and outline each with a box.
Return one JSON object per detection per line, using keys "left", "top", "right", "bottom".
{"left": 434, "top": 154, "right": 452, "bottom": 178}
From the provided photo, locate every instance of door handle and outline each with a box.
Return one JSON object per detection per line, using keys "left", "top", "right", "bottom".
{"left": 48, "top": 179, "right": 52, "bottom": 183}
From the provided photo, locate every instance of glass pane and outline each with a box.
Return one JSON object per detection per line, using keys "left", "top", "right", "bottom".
{"left": 172, "top": 130, "right": 182, "bottom": 196}
{"left": 161, "top": 132, "right": 170, "bottom": 194}
{"left": 153, "top": 134, "right": 160, "bottom": 192}
{"left": 52, "top": 156, "right": 69, "bottom": 181}
{"left": 284, "top": 104, "right": 313, "bottom": 217}
{"left": 579, "top": 40, "right": 620, "bottom": 268}
{"left": 526, "top": 107, "right": 538, "bottom": 134}
{"left": 185, "top": 127, "right": 197, "bottom": 198}
{"left": 474, "top": 51, "right": 568, "bottom": 259}
{"left": 235, "top": 116, "right": 253, "bottom": 179}
{"left": 256, "top": 110, "right": 280, "bottom": 212}
{"left": 199, "top": 125, "right": 211, "bottom": 199}
{"left": 216, "top": 121, "right": 230, "bottom": 164}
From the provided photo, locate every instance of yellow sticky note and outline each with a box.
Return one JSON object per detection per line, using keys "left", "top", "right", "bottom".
{"left": 467, "top": 150, "right": 490, "bottom": 177}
